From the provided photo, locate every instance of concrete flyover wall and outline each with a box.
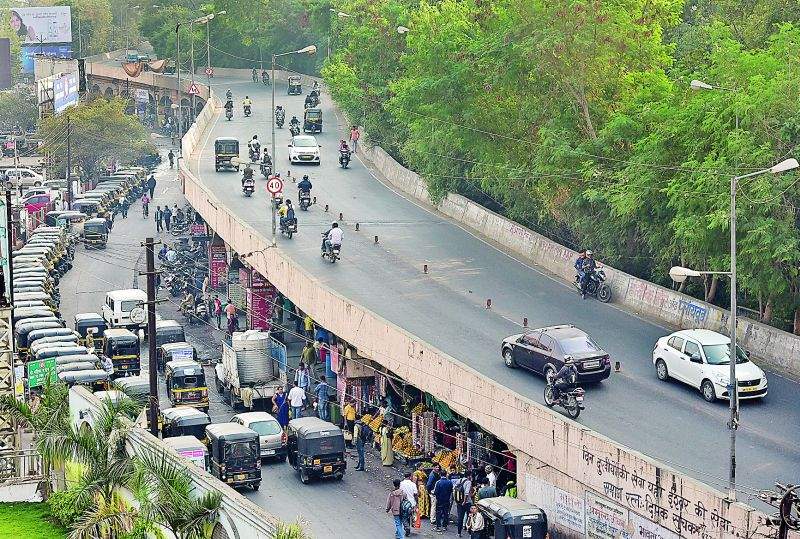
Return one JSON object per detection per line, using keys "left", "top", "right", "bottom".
{"left": 68, "top": 387, "right": 279, "bottom": 539}
{"left": 360, "top": 144, "right": 800, "bottom": 377}
{"left": 181, "top": 155, "right": 770, "bottom": 539}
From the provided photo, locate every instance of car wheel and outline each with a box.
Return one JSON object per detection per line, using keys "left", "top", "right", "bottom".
{"left": 252, "top": 482, "right": 260, "bottom": 491}
{"left": 701, "top": 380, "right": 717, "bottom": 402}
{"left": 502, "top": 348, "right": 516, "bottom": 368}
{"left": 300, "top": 469, "right": 310, "bottom": 484}
{"left": 655, "top": 359, "right": 669, "bottom": 381}
{"left": 544, "top": 365, "right": 556, "bottom": 384}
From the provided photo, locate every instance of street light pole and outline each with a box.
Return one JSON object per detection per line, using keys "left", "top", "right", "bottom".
{"left": 175, "top": 24, "right": 182, "bottom": 157}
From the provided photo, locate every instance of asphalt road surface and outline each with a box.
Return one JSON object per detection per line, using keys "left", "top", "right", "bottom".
{"left": 189, "top": 75, "right": 800, "bottom": 504}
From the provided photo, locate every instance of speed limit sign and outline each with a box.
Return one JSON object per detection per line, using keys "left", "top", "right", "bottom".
{"left": 266, "top": 176, "right": 284, "bottom": 195}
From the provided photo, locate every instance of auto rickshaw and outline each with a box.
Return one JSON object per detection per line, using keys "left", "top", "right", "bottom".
{"left": 162, "top": 435, "right": 210, "bottom": 471}
{"left": 303, "top": 108, "right": 322, "bottom": 134}
{"left": 15, "top": 320, "right": 63, "bottom": 357}
{"left": 160, "top": 406, "right": 211, "bottom": 441}
{"left": 158, "top": 341, "right": 196, "bottom": 373}
{"left": 83, "top": 218, "right": 109, "bottom": 249}
{"left": 58, "top": 369, "right": 110, "bottom": 391}
{"left": 286, "top": 417, "right": 346, "bottom": 484}
{"left": 74, "top": 312, "right": 108, "bottom": 351}
{"left": 12, "top": 308, "right": 55, "bottom": 324}
{"left": 476, "top": 497, "right": 549, "bottom": 539}
{"left": 55, "top": 354, "right": 100, "bottom": 375}
{"left": 114, "top": 375, "right": 150, "bottom": 402}
{"left": 287, "top": 75, "right": 302, "bottom": 95}
{"left": 102, "top": 328, "right": 141, "bottom": 377}
{"left": 214, "top": 137, "right": 240, "bottom": 172}
{"left": 71, "top": 199, "right": 101, "bottom": 217}
{"left": 164, "top": 359, "right": 208, "bottom": 411}
{"left": 34, "top": 345, "right": 92, "bottom": 362}
{"left": 206, "top": 423, "right": 261, "bottom": 490}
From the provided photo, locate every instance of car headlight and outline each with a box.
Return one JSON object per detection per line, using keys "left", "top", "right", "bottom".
{"left": 712, "top": 372, "right": 729, "bottom": 385}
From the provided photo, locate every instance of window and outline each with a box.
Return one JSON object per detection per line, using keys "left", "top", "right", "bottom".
{"left": 249, "top": 420, "right": 282, "bottom": 436}
{"left": 684, "top": 341, "right": 701, "bottom": 359}
{"left": 667, "top": 336, "right": 684, "bottom": 352}
{"left": 559, "top": 335, "right": 601, "bottom": 355}
{"left": 121, "top": 300, "right": 140, "bottom": 312}
{"left": 539, "top": 335, "right": 555, "bottom": 352}
{"left": 522, "top": 333, "right": 540, "bottom": 347}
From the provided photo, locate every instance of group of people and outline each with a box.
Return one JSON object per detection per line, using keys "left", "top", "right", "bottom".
{"left": 153, "top": 203, "right": 185, "bottom": 233}
{"left": 386, "top": 462, "right": 512, "bottom": 538}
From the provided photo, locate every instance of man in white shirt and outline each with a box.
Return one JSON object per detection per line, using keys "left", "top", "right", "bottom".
{"left": 322, "top": 222, "right": 343, "bottom": 252}
{"left": 288, "top": 380, "right": 306, "bottom": 419}
{"left": 485, "top": 465, "right": 497, "bottom": 488}
{"left": 399, "top": 471, "right": 418, "bottom": 535}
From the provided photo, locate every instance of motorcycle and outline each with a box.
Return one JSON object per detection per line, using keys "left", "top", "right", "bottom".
{"left": 249, "top": 146, "right": 260, "bottom": 162}
{"left": 298, "top": 190, "right": 312, "bottom": 211}
{"left": 280, "top": 218, "right": 297, "bottom": 239}
{"left": 244, "top": 105, "right": 251, "bottom": 117}
{"left": 243, "top": 178, "right": 255, "bottom": 197}
{"left": 194, "top": 302, "right": 209, "bottom": 323}
{"left": 262, "top": 72, "right": 270, "bottom": 86}
{"left": 289, "top": 124, "right": 300, "bottom": 137}
{"left": 225, "top": 108, "right": 233, "bottom": 121}
{"left": 276, "top": 113, "right": 285, "bottom": 128}
{"left": 574, "top": 268, "right": 612, "bottom": 302}
{"left": 339, "top": 150, "right": 352, "bottom": 169}
{"left": 321, "top": 234, "right": 341, "bottom": 263}
{"left": 260, "top": 161, "right": 272, "bottom": 178}
{"left": 226, "top": 90, "right": 233, "bottom": 101}
{"left": 543, "top": 382, "right": 585, "bottom": 419}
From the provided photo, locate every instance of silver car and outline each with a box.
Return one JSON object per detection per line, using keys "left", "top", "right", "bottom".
{"left": 231, "top": 411, "right": 287, "bottom": 461}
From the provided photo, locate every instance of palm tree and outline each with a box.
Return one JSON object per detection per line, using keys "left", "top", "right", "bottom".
{"left": 274, "top": 520, "right": 311, "bottom": 539}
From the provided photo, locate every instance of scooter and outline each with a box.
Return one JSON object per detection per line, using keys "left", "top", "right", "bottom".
{"left": 194, "top": 302, "right": 209, "bottom": 323}
{"left": 262, "top": 72, "right": 270, "bottom": 86}
{"left": 298, "top": 190, "right": 312, "bottom": 211}
{"left": 544, "top": 382, "right": 585, "bottom": 419}
{"left": 225, "top": 108, "right": 233, "bottom": 121}
{"left": 339, "top": 150, "right": 351, "bottom": 169}
{"left": 280, "top": 218, "right": 297, "bottom": 239}
{"left": 321, "top": 234, "right": 341, "bottom": 263}
{"left": 276, "top": 114, "right": 285, "bottom": 128}
{"left": 244, "top": 105, "right": 251, "bottom": 117}
{"left": 289, "top": 124, "right": 300, "bottom": 137}
{"left": 573, "top": 268, "right": 612, "bottom": 303}
{"left": 243, "top": 179, "right": 255, "bottom": 197}
{"left": 260, "top": 161, "right": 272, "bottom": 178}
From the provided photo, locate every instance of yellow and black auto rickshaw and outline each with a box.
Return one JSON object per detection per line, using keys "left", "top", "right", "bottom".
{"left": 476, "top": 497, "right": 549, "bottom": 539}
{"left": 102, "top": 328, "right": 141, "bottom": 377}
{"left": 287, "top": 75, "right": 302, "bottom": 95}
{"left": 214, "top": 137, "right": 240, "bottom": 172}
{"left": 206, "top": 423, "right": 261, "bottom": 490}
{"left": 160, "top": 406, "right": 211, "bottom": 441}
{"left": 287, "top": 417, "right": 346, "bottom": 484}
{"left": 164, "top": 359, "right": 208, "bottom": 411}
{"left": 303, "top": 108, "right": 322, "bottom": 134}
{"left": 83, "top": 218, "right": 109, "bottom": 249}
{"left": 74, "top": 312, "right": 108, "bottom": 352}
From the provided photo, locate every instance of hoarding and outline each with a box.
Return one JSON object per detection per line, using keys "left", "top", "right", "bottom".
{"left": 20, "top": 44, "right": 72, "bottom": 74}
{"left": 27, "top": 358, "right": 57, "bottom": 388}
{"left": 0, "top": 38, "right": 10, "bottom": 90}
{"left": 53, "top": 72, "right": 78, "bottom": 113}
{"left": 9, "top": 7, "right": 72, "bottom": 44}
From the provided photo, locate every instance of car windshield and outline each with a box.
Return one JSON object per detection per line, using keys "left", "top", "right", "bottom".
{"left": 294, "top": 138, "right": 316, "bottom": 148}
{"left": 559, "top": 335, "right": 602, "bottom": 355}
{"left": 249, "top": 420, "right": 281, "bottom": 436}
{"left": 702, "top": 344, "right": 749, "bottom": 365}
{"left": 121, "top": 300, "right": 141, "bottom": 312}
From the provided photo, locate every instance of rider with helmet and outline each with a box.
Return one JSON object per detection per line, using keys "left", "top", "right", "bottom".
{"left": 551, "top": 358, "right": 578, "bottom": 399}
{"left": 279, "top": 200, "right": 295, "bottom": 229}
{"left": 574, "top": 249, "right": 597, "bottom": 299}
{"left": 298, "top": 174, "right": 312, "bottom": 193}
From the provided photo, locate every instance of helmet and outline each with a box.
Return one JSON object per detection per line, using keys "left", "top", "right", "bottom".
{"left": 586, "top": 249, "right": 593, "bottom": 256}
{"left": 303, "top": 175, "right": 309, "bottom": 180}
{"left": 252, "top": 135, "right": 258, "bottom": 140}
{"left": 331, "top": 222, "right": 339, "bottom": 228}
{"left": 286, "top": 199, "right": 292, "bottom": 205}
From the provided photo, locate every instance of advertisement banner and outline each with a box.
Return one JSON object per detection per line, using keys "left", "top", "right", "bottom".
{"left": 585, "top": 491, "right": 632, "bottom": 539}
{"left": 247, "top": 286, "right": 269, "bottom": 330}
{"left": 208, "top": 243, "right": 227, "bottom": 289}
{"left": 27, "top": 358, "right": 57, "bottom": 388}
{"left": 10, "top": 7, "right": 72, "bottom": 44}
{"left": 524, "top": 474, "right": 586, "bottom": 535}
{"left": 20, "top": 44, "right": 71, "bottom": 73}
{"left": 53, "top": 72, "right": 78, "bottom": 113}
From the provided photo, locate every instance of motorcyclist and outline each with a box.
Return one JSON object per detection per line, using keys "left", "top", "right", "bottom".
{"left": 179, "top": 290, "right": 195, "bottom": 317}
{"left": 275, "top": 105, "right": 285, "bottom": 123}
{"left": 574, "top": 249, "right": 597, "bottom": 299}
{"left": 252, "top": 67, "right": 258, "bottom": 82}
{"left": 551, "top": 358, "right": 578, "bottom": 399}
{"left": 290, "top": 115, "right": 300, "bottom": 129}
{"left": 225, "top": 88, "right": 233, "bottom": 101}
{"left": 242, "top": 96, "right": 252, "bottom": 114}
{"left": 248, "top": 135, "right": 260, "bottom": 160}
{"left": 261, "top": 70, "right": 269, "bottom": 84}
{"left": 304, "top": 94, "right": 313, "bottom": 108}
{"left": 279, "top": 200, "right": 295, "bottom": 229}
{"left": 262, "top": 147, "right": 272, "bottom": 166}
{"left": 241, "top": 164, "right": 254, "bottom": 187}
{"left": 298, "top": 174, "right": 312, "bottom": 194}
{"left": 322, "top": 222, "right": 343, "bottom": 252}
{"left": 339, "top": 139, "right": 350, "bottom": 153}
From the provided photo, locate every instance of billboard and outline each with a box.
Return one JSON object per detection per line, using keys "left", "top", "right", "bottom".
{"left": 20, "top": 44, "right": 72, "bottom": 73}
{"left": 54, "top": 72, "right": 79, "bottom": 113}
{"left": 0, "top": 38, "right": 9, "bottom": 89}
{"left": 9, "top": 6, "right": 72, "bottom": 44}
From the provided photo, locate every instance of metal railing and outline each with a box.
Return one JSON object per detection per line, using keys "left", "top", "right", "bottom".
{"left": 0, "top": 449, "right": 43, "bottom": 485}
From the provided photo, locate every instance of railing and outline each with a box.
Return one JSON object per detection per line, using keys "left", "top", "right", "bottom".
{"left": 0, "top": 449, "right": 43, "bottom": 485}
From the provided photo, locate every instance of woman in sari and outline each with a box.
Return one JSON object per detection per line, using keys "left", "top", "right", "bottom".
{"left": 380, "top": 422, "right": 395, "bottom": 466}
{"left": 272, "top": 386, "right": 290, "bottom": 428}
{"left": 413, "top": 466, "right": 430, "bottom": 519}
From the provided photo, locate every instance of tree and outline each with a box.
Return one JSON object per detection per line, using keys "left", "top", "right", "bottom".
{"left": 38, "top": 98, "right": 154, "bottom": 179}
{"left": 0, "top": 86, "right": 38, "bottom": 133}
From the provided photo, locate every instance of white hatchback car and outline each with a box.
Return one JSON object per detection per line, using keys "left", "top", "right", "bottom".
{"left": 652, "top": 329, "right": 767, "bottom": 402}
{"left": 287, "top": 135, "right": 321, "bottom": 165}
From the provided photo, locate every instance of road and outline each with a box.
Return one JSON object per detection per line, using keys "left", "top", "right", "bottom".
{"left": 189, "top": 75, "right": 800, "bottom": 503}
{"left": 56, "top": 141, "right": 450, "bottom": 538}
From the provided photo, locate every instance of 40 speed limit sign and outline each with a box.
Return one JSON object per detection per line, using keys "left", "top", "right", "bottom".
{"left": 266, "top": 176, "right": 284, "bottom": 195}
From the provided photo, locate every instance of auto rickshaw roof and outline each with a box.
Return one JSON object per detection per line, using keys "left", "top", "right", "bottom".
{"left": 160, "top": 342, "right": 192, "bottom": 353}
{"left": 75, "top": 312, "right": 105, "bottom": 324}
{"left": 305, "top": 108, "right": 322, "bottom": 116}
{"left": 104, "top": 328, "right": 138, "bottom": 341}
{"left": 16, "top": 319, "right": 61, "bottom": 332}
{"left": 289, "top": 416, "right": 343, "bottom": 438}
{"left": 162, "top": 406, "right": 210, "bottom": 425}
{"left": 86, "top": 218, "right": 108, "bottom": 226}
{"left": 165, "top": 359, "right": 202, "bottom": 375}
{"left": 215, "top": 137, "right": 238, "bottom": 143}
{"left": 206, "top": 422, "right": 257, "bottom": 441}
{"left": 288, "top": 75, "right": 301, "bottom": 82}
{"left": 156, "top": 319, "right": 183, "bottom": 330}
{"left": 114, "top": 375, "right": 150, "bottom": 394}
{"left": 163, "top": 435, "right": 207, "bottom": 453}
{"left": 476, "top": 497, "right": 546, "bottom": 525}
{"left": 59, "top": 369, "right": 108, "bottom": 383}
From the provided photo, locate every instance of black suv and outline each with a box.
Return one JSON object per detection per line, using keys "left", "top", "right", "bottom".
{"left": 501, "top": 324, "right": 611, "bottom": 383}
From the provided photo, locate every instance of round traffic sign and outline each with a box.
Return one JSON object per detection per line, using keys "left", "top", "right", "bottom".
{"left": 267, "top": 176, "right": 284, "bottom": 195}
{"left": 205, "top": 67, "right": 214, "bottom": 76}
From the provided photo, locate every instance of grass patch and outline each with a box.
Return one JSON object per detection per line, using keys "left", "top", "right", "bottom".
{"left": 0, "top": 502, "right": 67, "bottom": 538}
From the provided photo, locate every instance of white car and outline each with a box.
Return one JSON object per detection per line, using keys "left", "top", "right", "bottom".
{"left": 652, "top": 329, "right": 767, "bottom": 402}
{"left": 5, "top": 167, "right": 45, "bottom": 187}
{"left": 287, "top": 135, "right": 320, "bottom": 165}
{"left": 231, "top": 411, "right": 287, "bottom": 461}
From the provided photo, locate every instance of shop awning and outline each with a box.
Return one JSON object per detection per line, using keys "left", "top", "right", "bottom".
{"left": 425, "top": 392, "right": 456, "bottom": 422}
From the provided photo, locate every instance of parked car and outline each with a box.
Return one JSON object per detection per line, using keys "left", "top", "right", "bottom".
{"left": 652, "top": 329, "right": 767, "bottom": 402}
{"left": 231, "top": 411, "right": 287, "bottom": 461}
{"left": 5, "top": 167, "right": 45, "bottom": 187}
{"left": 287, "top": 135, "right": 320, "bottom": 165}
{"left": 501, "top": 324, "right": 611, "bottom": 383}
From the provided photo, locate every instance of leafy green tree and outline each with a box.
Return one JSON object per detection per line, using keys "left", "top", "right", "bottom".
{"left": 0, "top": 86, "right": 38, "bottom": 132}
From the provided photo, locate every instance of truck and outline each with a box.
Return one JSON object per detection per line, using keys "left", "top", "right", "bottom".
{"left": 214, "top": 330, "right": 279, "bottom": 410}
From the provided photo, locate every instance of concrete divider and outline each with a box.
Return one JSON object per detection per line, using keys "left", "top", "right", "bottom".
{"left": 360, "top": 144, "right": 800, "bottom": 377}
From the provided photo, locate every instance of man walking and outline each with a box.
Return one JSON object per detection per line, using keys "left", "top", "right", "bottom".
{"left": 163, "top": 205, "right": 172, "bottom": 231}
{"left": 213, "top": 295, "right": 222, "bottom": 329}
{"left": 155, "top": 205, "right": 163, "bottom": 232}
{"left": 303, "top": 314, "right": 314, "bottom": 339}
{"left": 118, "top": 195, "right": 128, "bottom": 218}
{"left": 353, "top": 418, "right": 366, "bottom": 470}
{"left": 301, "top": 341, "right": 315, "bottom": 371}
{"left": 453, "top": 473, "right": 473, "bottom": 537}
{"left": 295, "top": 361, "right": 310, "bottom": 398}
{"left": 314, "top": 375, "right": 330, "bottom": 421}
{"left": 288, "top": 380, "right": 305, "bottom": 419}
{"left": 427, "top": 464, "right": 442, "bottom": 529}
{"left": 400, "top": 471, "right": 418, "bottom": 536}
{"left": 386, "top": 479, "right": 405, "bottom": 539}
{"left": 350, "top": 125, "right": 361, "bottom": 153}
{"left": 147, "top": 173, "right": 157, "bottom": 199}
{"left": 433, "top": 473, "right": 454, "bottom": 533}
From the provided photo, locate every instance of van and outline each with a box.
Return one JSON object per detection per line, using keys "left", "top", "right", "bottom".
{"left": 101, "top": 289, "right": 147, "bottom": 330}
{"left": 5, "top": 167, "right": 45, "bottom": 188}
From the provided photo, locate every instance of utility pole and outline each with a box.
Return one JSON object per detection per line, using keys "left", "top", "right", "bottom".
{"left": 175, "top": 23, "right": 182, "bottom": 157}
{"left": 142, "top": 237, "right": 160, "bottom": 436}
{"left": 5, "top": 191, "right": 14, "bottom": 308}
{"left": 66, "top": 117, "right": 71, "bottom": 210}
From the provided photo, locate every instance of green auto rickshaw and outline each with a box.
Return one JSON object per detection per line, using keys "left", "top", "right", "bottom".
{"left": 214, "top": 137, "right": 240, "bottom": 172}
{"left": 303, "top": 108, "right": 322, "bottom": 134}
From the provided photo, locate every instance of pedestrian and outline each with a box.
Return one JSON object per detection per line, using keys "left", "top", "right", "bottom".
{"left": 168, "top": 149, "right": 175, "bottom": 168}
{"left": 295, "top": 361, "right": 310, "bottom": 398}
{"left": 353, "top": 418, "right": 366, "bottom": 470}
{"left": 465, "top": 505, "right": 485, "bottom": 539}
{"left": 288, "top": 380, "right": 305, "bottom": 419}
{"left": 343, "top": 398, "right": 356, "bottom": 446}
{"left": 414, "top": 466, "right": 431, "bottom": 521}
{"left": 303, "top": 314, "right": 314, "bottom": 339}
{"left": 301, "top": 341, "right": 315, "bottom": 371}
{"left": 147, "top": 174, "right": 156, "bottom": 198}
{"left": 453, "top": 474, "right": 473, "bottom": 537}
{"left": 426, "top": 464, "right": 442, "bottom": 529}
{"left": 118, "top": 196, "right": 128, "bottom": 218}
{"left": 314, "top": 375, "right": 330, "bottom": 421}
{"left": 271, "top": 386, "right": 289, "bottom": 428}
{"left": 400, "top": 471, "right": 419, "bottom": 535}
{"left": 172, "top": 203, "right": 179, "bottom": 226}
{"left": 484, "top": 465, "right": 497, "bottom": 488}
{"left": 105, "top": 213, "right": 113, "bottom": 231}
{"left": 476, "top": 477, "right": 497, "bottom": 500}
{"left": 213, "top": 295, "right": 222, "bottom": 329}
{"left": 386, "top": 479, "right": 405, "bottom": 539}
{"left": 350, "top": 125, "right": 361, "bottom": 153}
{"left": 224, "top": 299, "right": 236, "bottom": 321}
{"left": 155, "top": 205, "right": 163, "bottom": 232}
{"left": 380, "top": 421, "right": 394, "bottom": 466}
{"left": 282, "top": 295, "right": 294, "bottom": 325}
{"left": 433, "top": 474, "right": 454, "bottom": 533}
{"left": 226, "top": 313, "right": 236, "bottom": 335}
{"left": 163, "top": 205, "right": 172, "bottom": 231}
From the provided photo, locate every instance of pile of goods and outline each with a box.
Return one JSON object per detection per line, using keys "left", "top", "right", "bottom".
{"left": 392, "top": 426, "right": 422, "bottom": 457}
{"left": 432, "top": 448, "right": 460, "bottom": 473}
{"left": 360, "top": 413, "right": 384, "bottom": 433}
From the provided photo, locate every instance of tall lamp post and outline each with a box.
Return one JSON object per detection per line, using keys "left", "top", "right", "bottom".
{"left": 270, "top": 45, "right": 317, "bottom": 245}
{"left": 203, "top": 11, "right": 226, "bottom": 88}
{"left": 669, "top": 157, "right": 798, "bottom": 501}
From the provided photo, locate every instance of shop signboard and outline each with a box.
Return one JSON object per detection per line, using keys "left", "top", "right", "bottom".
{"left": 585, "top": 491, "right": 632, "bottom": 539}
{"left": 27, "top": 357, "right": 57, "bottom": 388}
{"left": 208, "top": 243, "right": 227, "bottom": 289}
{"left": 53, "top": 72, "right": 78, "bottom": 113}
{"left": 628, "top": 513, "right": 678, "bottom": 539}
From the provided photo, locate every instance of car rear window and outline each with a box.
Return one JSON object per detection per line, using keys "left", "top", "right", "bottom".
{"left": 559, "top": 335, "right": 601, "bottom": 355}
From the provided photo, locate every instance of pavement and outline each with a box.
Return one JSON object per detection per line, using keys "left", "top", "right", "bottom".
{"left": 56, "top": 136, "right": 463, "bottom": 538}
{"left": 187, "top": 75, "right": 800, "bottom": 506}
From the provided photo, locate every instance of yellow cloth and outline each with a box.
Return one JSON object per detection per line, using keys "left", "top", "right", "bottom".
{"left": 304, "top": 315, "right": 313, "bottom": 331}
{"left": 278, "top": 205, "right": 288, "bottom": 217}
{"left": 343, "top": 403, "right": 356, "bottom": 421}
{"left": 414, "top": 470, "right": 430, "bottom": 518}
